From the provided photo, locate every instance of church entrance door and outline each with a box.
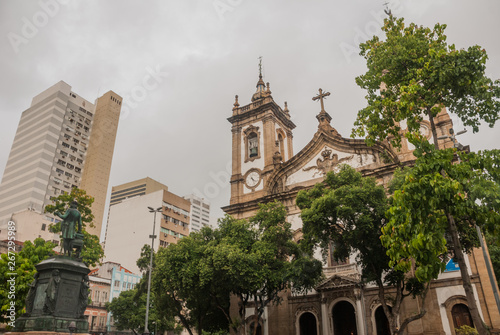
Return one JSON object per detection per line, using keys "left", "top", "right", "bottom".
{"left": 375, "top": 306, "right": 391, "bottom": 335}
{"left": 332, "top": 301, "right": 357, "bottom": 335}
{"left": 299, "top": 312, "right": 318, "bottom": 335}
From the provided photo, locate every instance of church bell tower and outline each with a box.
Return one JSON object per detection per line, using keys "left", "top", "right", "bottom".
{"left": 227, "top": 67, "right": 296, "bottom": 207}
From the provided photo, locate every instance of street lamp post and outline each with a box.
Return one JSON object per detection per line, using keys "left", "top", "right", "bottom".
{"left": 144, "top": 206, "right": 162, "bottom": 335}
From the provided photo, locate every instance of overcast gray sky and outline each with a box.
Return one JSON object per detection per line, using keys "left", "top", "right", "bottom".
{"left": 1, "top": 0, "right": 499, "bottom": 236}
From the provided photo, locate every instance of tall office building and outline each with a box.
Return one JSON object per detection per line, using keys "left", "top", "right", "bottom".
{"left": 0, "top": 81, "right": 121, "bottom": 241}
{"left": 79, "top": 91, "right": 122, "bottom": 238}
{"left": 183, "top": 194, "right": 211, "bottom": 232}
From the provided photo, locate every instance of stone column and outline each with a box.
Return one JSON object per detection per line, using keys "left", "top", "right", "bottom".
{"left": 354, "top": 290, "right": 366, "bottom": 335}
{"left": 321, "top": 296, "right": 330, "bottom": 335}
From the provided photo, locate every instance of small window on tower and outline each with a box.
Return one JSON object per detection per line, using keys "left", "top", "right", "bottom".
{"left": 248, "top": 133, "right": 258, "bottom": 158}
{"left": 244, "top": 125, "right": 261, "bottom": 162}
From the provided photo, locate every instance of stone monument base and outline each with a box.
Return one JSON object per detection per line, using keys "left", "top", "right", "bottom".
{"left": 7, "top": 332, "right": 90, "bottom": 335}
{"left": 12, "top": 256, "right": 91, "bottom": 333}
{"left": 12, "top": 315, "right": 89, "bottom": 333}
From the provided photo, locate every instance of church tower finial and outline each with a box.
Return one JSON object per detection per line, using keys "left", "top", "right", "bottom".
{"left": 252, "top": 56, "right": 267, "bottom": 101}
{"left": 258, "top": 56, "right": 263, "bottom": 78}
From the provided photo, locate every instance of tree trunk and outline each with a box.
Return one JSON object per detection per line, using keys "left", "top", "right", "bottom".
{"left": 426, "top": 107, "right": 440, "bottom": 149}
{"left": 252, "top": 297, "right": 259, "bottom": 335}
{"left": 427, "top": 107, "right": 489, "bottom": 334}
{"left": 376, "top": 277, "right": 399, "bottom": 335}
{"left": 446, "top": 212, "right": 489, "bottom": 335}
{"left": 237, "top": 294, "right": 246, "bottom": 335}
{"left": 398, "top": 283, "right": 429, "bottom": 334}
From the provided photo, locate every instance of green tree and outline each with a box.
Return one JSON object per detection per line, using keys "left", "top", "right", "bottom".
{"left": 44, "top": 188, "right": 104, "bottom": 267}
{"left": 297, "top": 165, "right": 426, "bottom": 335}
{"left": 0, "top": 238, "right": 56, "bottom": 324}
{"left": 485, "top": 232, "right": 500, "bottom": 288}
{"left": 106, "top": 290, "right": 144, "bottom": 335}
{"left": 106, "top": 289, "right": 176, "bottom": 335}
{"left": 353, "top": 15, "right": 500, "bottom": 149}
{"left": 154, "top": 202, "right": 322, "bottom": 335}
{"left": 106, "top": 247, "right": 179, "bottom": 335}
{"left": 153, "top": 230, "right": 229, "bottom": 335}
{"left": 211, "top": 202, "right": 322, "bottom": 335}
{"left": 353, "top": 14, "right": 500, "bottom": 334}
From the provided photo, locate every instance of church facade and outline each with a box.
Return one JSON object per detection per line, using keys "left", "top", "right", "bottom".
{"left": 222, "top": 74, "right": 500, "bottom": 335}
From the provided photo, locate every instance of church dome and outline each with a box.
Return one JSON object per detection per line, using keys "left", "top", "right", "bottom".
{"left": 251, "top": 74, "right": 266, "bottom": 101}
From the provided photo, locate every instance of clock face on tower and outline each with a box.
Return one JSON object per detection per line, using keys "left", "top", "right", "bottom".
{"left": 245, "top": 170, "right": 261, "bottom": 188}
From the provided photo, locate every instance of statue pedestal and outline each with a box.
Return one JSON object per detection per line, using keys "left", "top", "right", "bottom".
{"left": 13, "top": 256, "right": 90, "bottom": 333}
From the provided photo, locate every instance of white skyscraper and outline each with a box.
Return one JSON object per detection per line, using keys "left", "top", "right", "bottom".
{"left": 184, "top": 194, "right": 212, "bottom": 232}
{"left": 0, "top": 81, "right": 122, "bottom": 241}
{"left": 0, "top": 81, "right": 94, "bottom": 225}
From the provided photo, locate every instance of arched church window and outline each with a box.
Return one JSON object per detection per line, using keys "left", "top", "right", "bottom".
{"left": 248, "top": 132, "right": 258, "bottom": 158}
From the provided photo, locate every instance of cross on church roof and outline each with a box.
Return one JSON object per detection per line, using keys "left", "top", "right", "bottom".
{"left": 258, "top": 56, "right": 263, "bottom": 77}
{"left": 312, "top": 88, "right": 331, "bottom": 113}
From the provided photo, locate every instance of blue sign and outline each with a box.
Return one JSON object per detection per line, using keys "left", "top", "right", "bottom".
{"left": 445, "top": 258, "right": 460, "bottom": 272}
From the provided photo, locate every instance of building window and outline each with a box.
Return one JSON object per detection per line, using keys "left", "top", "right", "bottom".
{"left": 41, "top": 223, "right": 46, "bottom": 231}
{"left": 114, "top": 280, "right": 120, "bottom": 288}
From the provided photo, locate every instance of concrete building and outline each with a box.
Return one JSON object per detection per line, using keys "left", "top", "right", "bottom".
{"left": 7, "top": 210, "right": 60, "bottom": 245}
{"left": 104, "top": 178, "right": 190, "bottom": 274}
{"left": 0, "top": 81, "right": 94, "bottom": 233}
{"left": 80, "top": 91, "right": 122, "bottom": 238}
{"left": 0, "top": 81, "right": 121, "bottom": 242}
{"left": 109, "top": 177, "right": 168, "bottom": 207}
{"left": 85, "top": 275, "right": 111, "bottom": 335}
{"left": 222, "top": 73, "right": 500, "bottom": 334}
{"left": 183, "top": 194, "right": 211, "bottom": 232}
{"left": 87, "top": 261, "right": 141, "bottom": 334}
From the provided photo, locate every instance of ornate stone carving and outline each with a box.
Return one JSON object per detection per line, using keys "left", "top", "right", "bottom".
{"left": 316, "top": 274, "right": 360, "bottom": 291}
{"left": 303, "top": 147, "right": 354, "bottom": 177}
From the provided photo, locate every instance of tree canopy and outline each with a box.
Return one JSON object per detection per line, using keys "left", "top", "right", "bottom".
{"left": 153, "top": 202, "right": 323, "bottom": 335}
{"left": 106, "top": 245, "right": 179, "bottom": 335}
{"left": 297, "top": 165, "right": 426, "bottom": 335}
{"left": 382, "top": 149, "right": 500, "bottom": 281}
{"left": 352, "top": 15, "right": 500, "bottom": 148}
{"left": 106, "top": 287, "right": 178, "bottom": 335}
{"left": 0, "top": 238, "right": 56, "bottom": 324}
{"left": 353, "top": 13, "right": 500, "bottom": 335}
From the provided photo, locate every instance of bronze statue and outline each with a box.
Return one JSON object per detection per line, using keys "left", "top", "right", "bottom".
{"left": 77, "top": 275, "right": 90, "bottom": 318}
{"left": 43, "top": 269, "right": 61, "bottom": 315}
{"left": 55, "top": 201, "right": 83, "bottom": 257}
{"left": 25, "top": 273, "right": 38, "bottom": 316}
